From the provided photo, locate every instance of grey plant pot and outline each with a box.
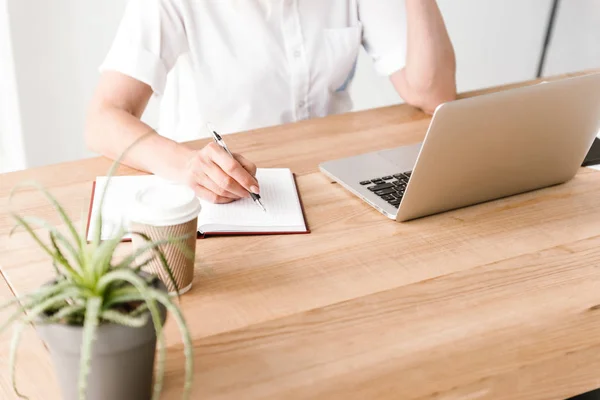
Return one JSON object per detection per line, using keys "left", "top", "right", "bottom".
{"left": 36, "top": 278, "right": 167, "bottom": 400}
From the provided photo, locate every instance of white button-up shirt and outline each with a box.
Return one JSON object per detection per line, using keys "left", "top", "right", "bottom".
{"left": 100, "top": 0, "right": 407, "bottom": 141}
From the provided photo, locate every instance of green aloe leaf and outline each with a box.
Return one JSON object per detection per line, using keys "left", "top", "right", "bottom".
{"left": 101, "top": 288, "right": 149, "bottom": 320}
{"left": 0, "top": 297, "right": 23, "bottom": 313}
{"left": 132, "top": 253, "right": 157, "bottom": 273}
{"left": 0, "top": 307, "right": 29, "bottom": 338}
{"left": 49, "top": 232, "right": 82, "bottom": 281}
{"left": 90, "top": 225, "right": 127, "bottom": 280}
{"left": 118, "top": 232, "right": 193, "bottom": 296}
{"left": 9, "top": 322, "right": 28, "bottom": 399}
{"left": 9, "top": 181, "right": 83, "bottom": 251}
{"left": 146, "top": 288, "right": 194, "bottom": 400}
{"left": 103, "top": 288, "right": 144, "bottom": 310}
{"left": 35, "top": 304, "right": 85, "bottom": 325}
{"left": 0, "top": 279, "right": 72, "bottom": 313}
{"left": 14, "top": 216, "right": 83, "bottom": 269}
{"left": 78, "top": 297, "right": 101, "bottom": 400}
{"left": 0, "top": 281, "right": 79, "bottom": 335}
{"left": 92, "top": 131, "right": 155, "bottom": 247}
{"left": 129, "top": 303, "right": 149, "bottom": 318}
{"left": 9, "top": 213, "right": 57, "bottom": 262}
{"left": 101, "top": 310, "right": 149, "bottom": 328}
{"left": 0, "top": 289, "right": 82, "bottom": 335}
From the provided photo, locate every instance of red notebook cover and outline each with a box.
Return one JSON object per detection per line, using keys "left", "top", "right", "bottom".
{"left": 85, "top": 174, "right": 310, "bottom": 242}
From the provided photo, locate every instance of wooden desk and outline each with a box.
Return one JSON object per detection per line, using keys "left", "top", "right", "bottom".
{"left": 2, "top": 70, "right": 600, "bottom": 400}
{"left": 0, "top": 275, "right": 59, "bottom": 399}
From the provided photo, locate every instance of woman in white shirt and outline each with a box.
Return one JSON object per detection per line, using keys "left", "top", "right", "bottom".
{"left": 85, "top": 0, "right": 456, "bottom": 204}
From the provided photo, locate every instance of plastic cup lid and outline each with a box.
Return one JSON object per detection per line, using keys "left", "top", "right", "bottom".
{"left": 129, "top": 182, "right": 201, "bottom": 227}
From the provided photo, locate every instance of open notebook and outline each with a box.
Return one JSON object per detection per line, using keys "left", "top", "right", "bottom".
{"left": 86, "top": 168, "right": 309, "bottom": 241}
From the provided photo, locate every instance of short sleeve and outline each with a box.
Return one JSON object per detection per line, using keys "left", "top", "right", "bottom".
{"left": 358, "top": 0, "right": 407, "bottom": 76}
{"left": 99, "top": 0, "right": 189, "bottom": 96}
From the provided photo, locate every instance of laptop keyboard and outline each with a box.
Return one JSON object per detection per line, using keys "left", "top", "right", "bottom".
{"left": 360, "top": 172, "right": 412, "bottom": 208}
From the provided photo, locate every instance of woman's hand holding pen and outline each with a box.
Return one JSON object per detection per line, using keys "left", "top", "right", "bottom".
{"left": 183, "top": 142, "right": 259, "bottom": 204}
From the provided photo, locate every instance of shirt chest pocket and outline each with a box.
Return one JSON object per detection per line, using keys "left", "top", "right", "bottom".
{"left": 323, "top": 24, "right": 362, "bottom": 92}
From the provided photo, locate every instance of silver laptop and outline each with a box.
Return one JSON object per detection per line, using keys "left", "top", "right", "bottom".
{"left": 320, "top": 73, "right": 600, "bottom": 222}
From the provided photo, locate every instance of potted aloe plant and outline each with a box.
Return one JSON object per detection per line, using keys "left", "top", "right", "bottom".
{"left": 0, "top": 139, "right": 194, "bottom": 400}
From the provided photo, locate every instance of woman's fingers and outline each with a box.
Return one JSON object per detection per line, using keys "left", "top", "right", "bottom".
{"left": 193, "top": 170, "right": 240, "bottom": 200}
{"left": 202, "top": 159, "right": 250, "bottom": 198}
{"left": 184, "top": 142, "right": 261, "bottom": 204}
{"left": 189, "top": 182, "right": 235, "bottom": 204}
{"left": 208, "top": 143, "right": 260, "bottom": 194}
{"left": 234, "top": 153, "right": 258, "bottom": 177}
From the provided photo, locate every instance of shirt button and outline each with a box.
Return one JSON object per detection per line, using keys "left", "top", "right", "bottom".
{"left": 294, "top": 50, "right": 301, "bottom": 58}
{"left": 298, "top": 100, "right": 305, "bottom": 108}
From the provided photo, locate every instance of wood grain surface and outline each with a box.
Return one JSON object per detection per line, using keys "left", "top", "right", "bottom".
{"left": 1, "top": 68, "right": 600, "bottom": 399}
{"left": 0, "top": 275, "right": 59, "bottom": 399}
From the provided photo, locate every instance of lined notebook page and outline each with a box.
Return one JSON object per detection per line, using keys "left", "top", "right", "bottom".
{"left": 87, "top": 169, "right": 306, "bottom": 240}
{"left": 198, "top": 168, "right": 306, "bottom": 232}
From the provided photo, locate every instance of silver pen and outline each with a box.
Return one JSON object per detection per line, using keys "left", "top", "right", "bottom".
{"left": 207, "top": 124, "right": 267, "bottom": 212}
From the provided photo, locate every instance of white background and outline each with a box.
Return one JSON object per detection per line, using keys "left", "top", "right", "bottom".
{"left": 0, "top": 0, "right": 25, "bottom": 172}
{"left": 1, "top": 0, "right": 599, "bottom": 172}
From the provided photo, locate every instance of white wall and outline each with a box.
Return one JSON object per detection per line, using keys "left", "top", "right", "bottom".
{"left": 349, "top": 0, "right": 554, "bottom": 111}
{"left": 542, "top": 0, "right": 600, "bottom": 76}
{"left": 0, "top": 0, "right": 25, "bottom": 172}
{"left": 6, "top": 0, "right": 160, "bottom": 169}
{"left": 3, "top": 0, "right": 597, "bottom": 172}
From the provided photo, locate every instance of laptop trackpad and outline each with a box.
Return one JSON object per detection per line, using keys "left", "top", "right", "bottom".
{"left": 377, "top": 143, "right": 422, "bottom": 171}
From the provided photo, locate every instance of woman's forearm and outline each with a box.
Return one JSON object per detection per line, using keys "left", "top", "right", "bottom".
{"left": 85, "top": 105, "right": 192, "bottom": 182}
{"left": 85, "top": 72, "right": 259, "bottom": 205}
{"left": 393, "top": 0, "right": 456, "bottom": 113}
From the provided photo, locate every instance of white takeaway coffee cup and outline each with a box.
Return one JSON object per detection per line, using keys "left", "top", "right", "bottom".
{"left": 128, "top": 182, "right": 201, "bottom": 295}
